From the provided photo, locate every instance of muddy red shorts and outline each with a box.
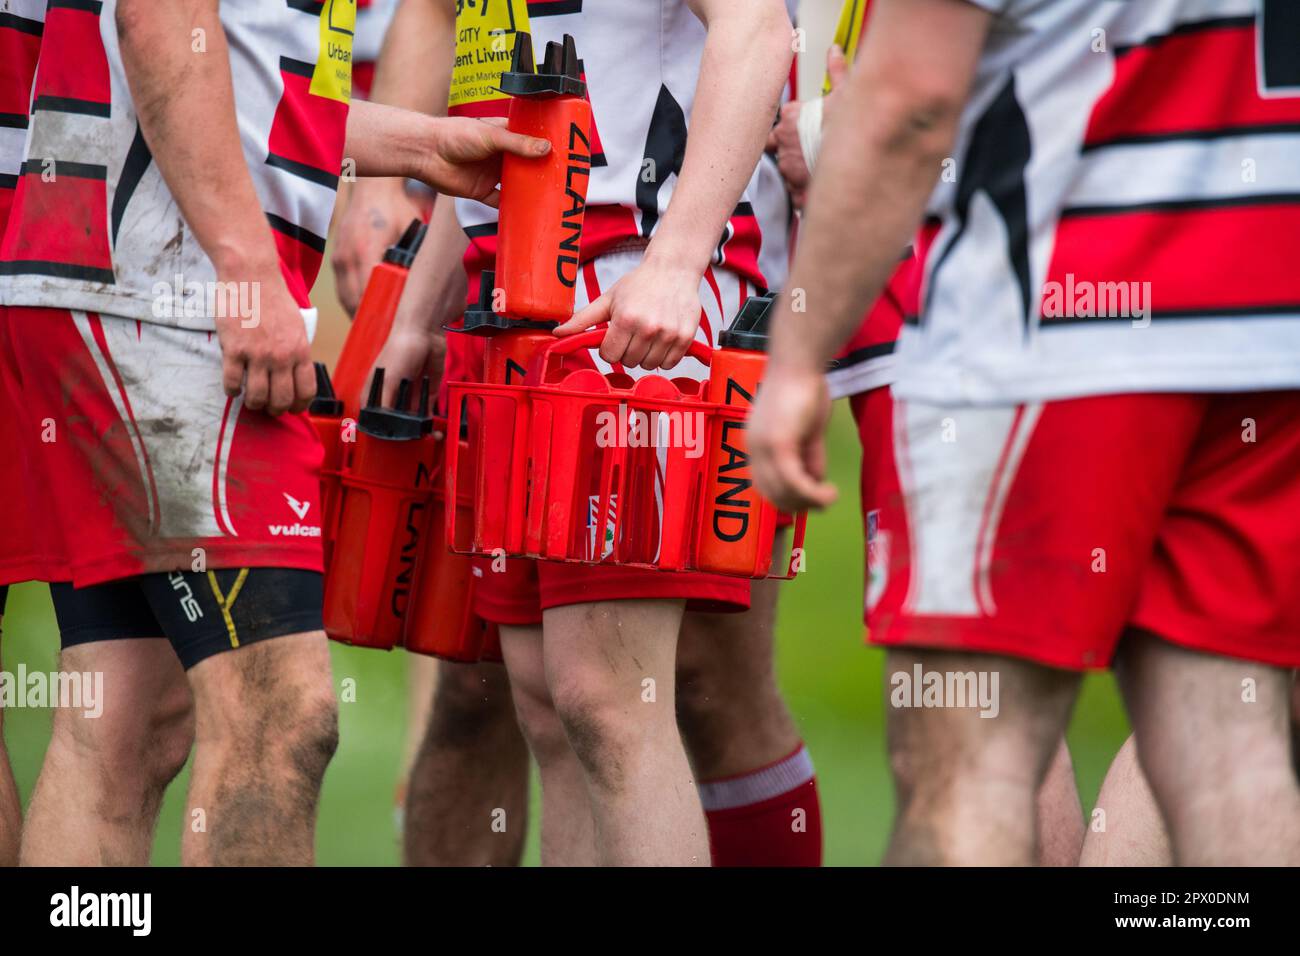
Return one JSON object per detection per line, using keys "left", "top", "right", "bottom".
{"left": 0, "top": 306, "right": 62, "bottom": 584}
{"left": 853, "top": 387, "right": 1300, "bottom": 670}
{"left": 1, "top": 307, "right": 325, "bottom": 587}
{"left": 457, "top": 250, "right": 753, "bottom": 624}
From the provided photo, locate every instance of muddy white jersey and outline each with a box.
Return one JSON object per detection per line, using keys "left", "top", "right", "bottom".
{"left": 0, "top": 0, "right": 354, "bottom": 327}
{"left": 450, "top": 0, "right": 771, "bottom": 294}
{"left": 0, "top": 0, "right": 46, "bottom": 238}
{"left": 895, "top": 0, "right": 1300, "bottom": 405}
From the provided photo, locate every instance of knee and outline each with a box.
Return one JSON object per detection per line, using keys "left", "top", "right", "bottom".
{"left": 430, "top": 663, "right": 514, "bottom": 751}
{"left": 282, "top": 689, "right": 339, "bottom": 790}
{"left": 548, "top": 678, "right": 641, "bottom": 789}
{"left": 509, "top": 679, "right": 570, "bottom": 770}
{"left": 144, "top": 680, "right": 196, "bottom": 789}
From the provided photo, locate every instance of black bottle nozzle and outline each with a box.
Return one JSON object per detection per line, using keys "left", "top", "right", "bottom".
{"left": 452, "top": 269, "right": 557, "bottom": 335}
{"left": 382, "top": 219, "right": 428, "bottom": 269}
{"left": 500, "top": 32, "right": 585, "bottom": 98}
{"left": 719, "top": 293, "right": 778, "bottom": 352}
{"left": 358, "top": 369, "right": 433, "bottom": 440}
{"left": 309, "top": 362, "right": 344, "bottom": 417}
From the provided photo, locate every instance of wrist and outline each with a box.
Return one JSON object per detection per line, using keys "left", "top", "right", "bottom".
{"left": 210, "top": 238, "right": 281, "bottom": 283}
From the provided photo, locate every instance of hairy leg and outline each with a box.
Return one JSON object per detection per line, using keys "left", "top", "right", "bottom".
{"left": 404, "top": 658, "right": 530, "bottom": 866}
{"left": 544, "top": 599, "right": 707, "bottom": 866}
{"left": 1116, "top": 631, "right": 1300, "bottom": 865}
{"left": 884, "top": 647, "right": 1081, "bottom": 866}
{"left": 1035, "top": 739, "right": 1085, "bottom": 866}
{"left": 0, "top": 627, "right": 22, "bottom": 867}
{"left": 498, "top": 625, "right": 592, "bottom": 866}
{"left": 182, "top": 631, "right": 337, "bottom": 866}
{"left": 20, "top": 640, "right": 194, "bottom": 866}
{"left": 1079, "top": 734, "right": 1172, "bottom": 866}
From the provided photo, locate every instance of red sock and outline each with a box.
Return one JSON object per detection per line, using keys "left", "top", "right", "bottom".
{"left": 702, "top": 744, "right": 823, "bottom": 867}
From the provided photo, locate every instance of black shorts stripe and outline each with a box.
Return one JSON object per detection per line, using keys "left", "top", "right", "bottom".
{"left": 0, "top": 112, "right": 28, "bottom": 130}
{"left": 32, "top": 95, "right": 111, "bottom": 119}
{"left": 462, "top": 222, "right": 498, "bottom": 239}
{"left": 1061, "top": 191, "right": 1300, "bottom": 219}
{"left": 267, "top": 151, "right": 340, "bottom": 190}
{"left": 112, "top": 123, "right": 154, "bottom": 245}
{"left": 20, "top": 158, "right": 107, "bottom": 179}
{"left": 1113, "top": 15, "right": 1256, "bottom": 57}
{"left": 0, "top": 259, "right": 116, "bottom": 284}
{"left": 1082, "top": 123, "right": 1300, "bottom": 152}
{"left": 266, "top": 212, "right": 327, "bottom": 254}
{"left": 0, "top": 11, "right": 44, "bottom": 36}
{"left": 833, "top": 340, "right": 897, "bottom": 370}
{"left": 0, "top": 173, "right": 18, "bottom": 190}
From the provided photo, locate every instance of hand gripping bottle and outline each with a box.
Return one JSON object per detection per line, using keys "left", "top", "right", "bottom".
{"left": 333, "top": 219, "right": 428, "bottom": 421}
{"left": 698, "top": 294, "right": 780, "bottom": 577}
{"left": 496, "top": 32, "right": 592, "bottom": 322}
{"left": 308, "top": 362, "right": 345, "bottom": 568}
{"left": 323, "top": 371, "right": 437, "bottom": 649}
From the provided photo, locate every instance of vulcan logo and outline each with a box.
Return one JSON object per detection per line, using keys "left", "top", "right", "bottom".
{"left": 269, "top": 493, "right": 320, "bottom": 537}
{"left": 283, "top": 493, "right": 311, "bottom": 519}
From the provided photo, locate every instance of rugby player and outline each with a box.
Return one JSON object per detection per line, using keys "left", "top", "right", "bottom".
{"left": 752, "top": 0, "right": 1300, "bottom": 865}
{"left": 768, "top": 0, "right": 1088, "bottom": 867}
{"left": 335, "top": 0, "right": 800, "bottom": 866}
{"left": 0, "top": 0, "right": 547, "bottom": 865}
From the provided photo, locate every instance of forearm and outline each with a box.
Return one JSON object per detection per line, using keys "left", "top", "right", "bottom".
{"left": 368, "top": 0, "right": 455, "bottom": 116}
{"left": 392, "top": 196, "right": 469, "bottom": 337}
{"left": 345, "top": 100, "right": 447, "bottom": 180}
{"left": 647, "top": 1, "right": 792, "bottom": 274}
{"left": 116, "top": 0, "right": 277, "bottom": 276}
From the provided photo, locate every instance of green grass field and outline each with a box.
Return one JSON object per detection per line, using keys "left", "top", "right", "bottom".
{"left": 0, "top": 403, "right": 1132, "bottom": 866}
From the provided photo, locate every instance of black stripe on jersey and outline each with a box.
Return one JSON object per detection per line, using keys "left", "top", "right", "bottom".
{"left": 462, "top": 222, "right": 498, "bottom": 239}
{"left": 1042, "top": 304, "right": 1300, "bottom": 326}
{"left": 0, "top": 260, "right": 115, "bottom": 284}
{"left": 32, "top": 95, "right": 111, "bottom": 119}
{"left": 0, "top": 174, "right": 18, "bottom": 190}
{"left": 733, "top": 201, "right": 756, "bottom": 218}
{"left": 1112, "top": 15, "right": 1255, "bottom": 57}
{"left": 20, "top": 158, "right": 106, "bottom": 179}
{"left": 266, "top": 212, "right": 327, "bottom": 254}
{"left": 0, "top": 113, "right": 29, "bottom": 130}
{"left": 528, "top": 0, "right": 583, "bottom": 17}
{"left": 47, "top": 0, "right": 102, "bottom": 13}
{"left": 1262, "top": 0, "right": 1300, "bottom": 90}
{"left": 112, "top": 124, "right": 154, "bottom": 245}
{"left": 285, "top": 0, "right": 324, "bottom": 14}
{"left": 267, "top": 152, "right": 340, "bottom": 190}
{"left": 1082, "top": 122, "right": 1300, "bottom": 151}
{"left": 1061, "top": 191, "right": 1300, "bottom": 219}
{"left": 280, "top": 56, "right": 316, "bottom": 79}
{"left": 0, "top": 12, "right": 45, "bottom": 36}
{"left": 833, "top": 340, "right": 897, "bottom": 369}
{"left": 638, "top": 85, "right": 688, "bottom": 238}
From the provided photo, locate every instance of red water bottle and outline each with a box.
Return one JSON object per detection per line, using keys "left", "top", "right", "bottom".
{"left": 496, "top": 33, "right": 592, "bottom": 322}
{"left": 323, "top": 372, "right": 437, "bottom": 649}
{"left": 698, "top": 294, "right": 779, "bottom": 577}
{"left": 333, "top": 219, "right": 428, "bottom": 421}
{"left": 308, "top": 362, "right": 345, "bottom": 568}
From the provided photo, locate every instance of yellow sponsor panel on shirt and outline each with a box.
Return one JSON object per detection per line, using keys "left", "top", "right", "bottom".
{"left": 312, "top": 0, "right": 357, "bottom": 104}
{"left": 824, "top": 0, "right": 868, "bottom": 95}
{"left": 450, "top": 0, "right": 531, "bottom": 109}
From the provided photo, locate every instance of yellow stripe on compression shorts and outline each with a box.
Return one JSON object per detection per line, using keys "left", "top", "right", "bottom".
{"left": 207, "top": 568, "right": 251, "bottom": 649}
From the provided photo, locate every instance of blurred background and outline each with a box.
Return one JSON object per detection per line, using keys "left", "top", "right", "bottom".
{"left": 0, "top": 1, "right": 1132, "bottom": 865}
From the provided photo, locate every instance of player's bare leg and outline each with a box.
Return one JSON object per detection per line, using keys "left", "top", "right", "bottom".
{"left": 182, "top": 631, "right": 337, "bottom": 866}
{"left": 0, "top": 609, "right": 21, "bottom": 867}
{"left": 543, "top": 599, "right": 708, "bottom": 866}
{"left": 883, "top": 647, "right": 1080, "bottom": 866}
{"left": 500, "top": 625, "right": 594, "bottom": 866}
{"left": 1035, "top": 739, "right": 1085, "bottom": 866}
{"left": 20, "top": 640, "right": 194, "bottom": 866}
{"left": 1116, "top": 630, "right": 1300, "bottom": 865}
{"left": 395, "top": 654, "right": 439, "bottom": 824}
{"left": 1079, "top": 734, "right": 1172, "bottom": 866}
{"left": 403, "top": 659, "right": 529, "bottom": 866}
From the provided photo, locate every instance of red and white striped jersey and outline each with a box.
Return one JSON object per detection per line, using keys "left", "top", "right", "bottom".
{"left": 353, "top": 0, "right": 399, "bottom": 100}
{"left": 0, "top": 0, "right": 45, "bottom": 240}
{"left": 449, "top": 0, "right": 774, "bottom": 297}
{"left": 896, "top": 0, "right": 1300, "bottom": 404}
{"left": 0, "top": 0, "right": 354, "bottom": 328}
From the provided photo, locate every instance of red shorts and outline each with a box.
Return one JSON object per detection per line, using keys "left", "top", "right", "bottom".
{"left": 2, "top": 307, "right": 325, "bottom": 588}
{"left": 853, "top": 387, "right": 1300, "bottom": 670}
{"left": 0, "top": 306, "right": 62, "bottom": 584}
{"left": 460, "top": 248, "right": 753, "bottom": 623}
